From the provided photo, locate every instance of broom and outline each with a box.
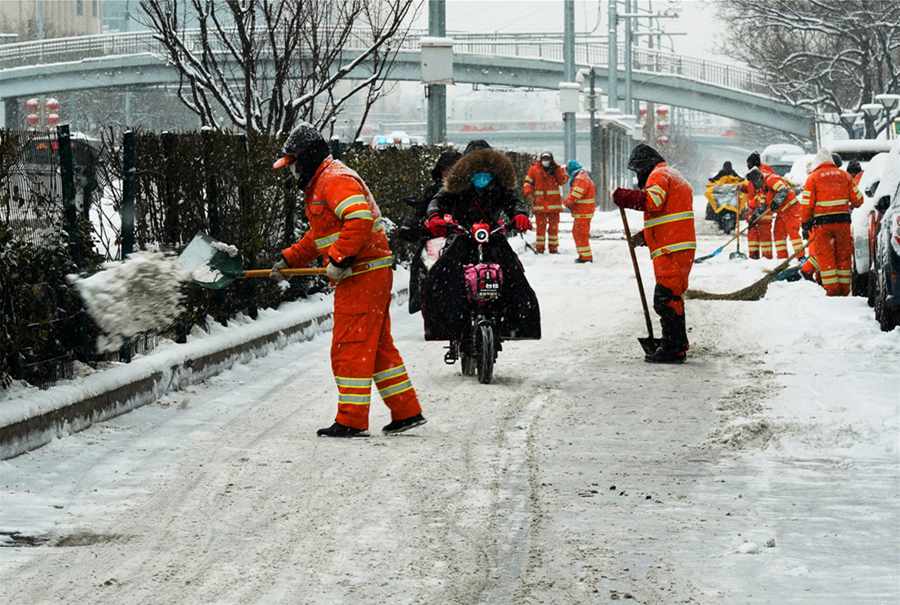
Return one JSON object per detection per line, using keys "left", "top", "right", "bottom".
{"left": 685, "top": 248, "right": 805, "bottom": 301}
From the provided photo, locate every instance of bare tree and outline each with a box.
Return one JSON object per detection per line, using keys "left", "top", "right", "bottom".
{"left": 139, "top": 0, "right": 419, "bottom": 137}
{"left": 717, "top": 0, "right": 900, "bottom": 137}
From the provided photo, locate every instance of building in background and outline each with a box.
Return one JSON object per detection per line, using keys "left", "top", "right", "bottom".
{"left": 0, "top": 0, "right": 103, "bottom": 40}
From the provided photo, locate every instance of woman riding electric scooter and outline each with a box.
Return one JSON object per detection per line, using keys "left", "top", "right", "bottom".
{"left": 420, "top": 141, "right": 541, "bottom": 380}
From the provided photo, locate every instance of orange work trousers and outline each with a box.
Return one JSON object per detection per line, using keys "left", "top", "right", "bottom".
{"left": 535, "top": 212, "right": 561, "bottom": 253}
{"left": 808, "top": 222, "right": 853, "bottom": 296}
{"left": 747, "top": 217, "right": 773, "bottom": 259}
{"left": 773, "top": 210, "right": 803, "bottom": 259}
{"left": 652, "top": 249, "right": 694, "bottom": 316}
{"left": 572, "top": 216, "right": 593, "bottom": 261}
{"left": 332, "top": 268, "right": 422, "bottom": 430}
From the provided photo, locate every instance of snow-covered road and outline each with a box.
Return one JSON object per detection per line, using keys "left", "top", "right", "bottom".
{"left": 1, "top": 206, "right": 898, "bottom": 604}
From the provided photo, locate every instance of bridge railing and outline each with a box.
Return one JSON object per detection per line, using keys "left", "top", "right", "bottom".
{"left": 0, "top": 29, "right": 769, "bottom": 97}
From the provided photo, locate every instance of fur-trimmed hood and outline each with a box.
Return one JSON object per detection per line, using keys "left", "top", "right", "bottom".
{"left": 444, "top": 148, "right": 517, "bottom": 194}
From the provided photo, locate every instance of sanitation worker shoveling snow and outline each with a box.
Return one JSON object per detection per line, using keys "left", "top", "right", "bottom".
{"left": 271, "top": 121, "right": 426, "bottom": 438}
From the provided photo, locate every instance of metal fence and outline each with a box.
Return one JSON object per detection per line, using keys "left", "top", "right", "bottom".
{"left": 0, "top": 30, "right": 767, "bottom": 96}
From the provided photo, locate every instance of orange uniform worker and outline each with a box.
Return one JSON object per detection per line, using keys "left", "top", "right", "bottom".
{"left": 798, "top": 148, "right": 863, "bottom": 296}
{"left": 271, "top": 122, "right": 425, "bottom": 437}
{"left": 744, "top": 152, "right": 774, "bottom": 259}
{"left": 523, "top": 151, "right": 567, "bottom": 253}
{"left": 757, "top": 164, "right": 803, "bottom": 259}
{"left": 563, "top": 159, "right": 596, "bottom": 263}
{"left": 613, "top": 144, "right": 696, "bottom": 364}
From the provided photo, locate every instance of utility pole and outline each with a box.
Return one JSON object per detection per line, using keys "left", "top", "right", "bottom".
{"left": 426, "top": 0, "right": 447, "bottom": 145}
{"left": 607, "top": 0, "right": 618, "bottom": 111}
{"left": 563, "top": 0, "right": 576, "bottom": 161}
{"left": 589, "top": 68, "right": 601, "bottom": 196}
{"left": 624, "top": 0, "right": 633, "bottom": 114}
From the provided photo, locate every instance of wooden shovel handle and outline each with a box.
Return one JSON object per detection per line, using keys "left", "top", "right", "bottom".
{"left": 619, "top": 207, "right": 656, "bottom": 341}
{"left": 242, "top": 267, "right": 328, "bottom": 279}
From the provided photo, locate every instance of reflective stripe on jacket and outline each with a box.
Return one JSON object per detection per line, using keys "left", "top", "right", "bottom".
{"left": 523, "top": 162, "right": 567, "bottom": 213}
{"left": 799, "top": 162, "right": 863, "bottom": 225}
{"left": 282, "top": 157, "right": 392, "bottom": 272}
{"left": 642, "top": 162, "right": 696, "bottom": 259}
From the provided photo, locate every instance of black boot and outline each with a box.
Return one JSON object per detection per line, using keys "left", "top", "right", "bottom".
{"left": 574, "top": 257, "right": 593, "bottom": 264}
{"left": 382, "top": 414, "right": 427, "bottom": 435}
{"left": 645, "top": 342, "right": 686, "bottom": 364}
{"left": 645, "top": 315, "right": 685, "bottom": 364}
{"left": 316, "top": 422, "right": 370, "bottom": 438}
{"left": 672, "top": 313, "right": 689, "bottom": 353}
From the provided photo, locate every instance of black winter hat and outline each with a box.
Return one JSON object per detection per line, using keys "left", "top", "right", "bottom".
{"left": 847, "top": 160, "right": 862, "bottom": 175}
{"left": 464, "top": 139, "right": 492, "bottom": 154}
{"left": 628, "top": 144, "right": 665, "bottom": 188}
{"left": 746, "top": 151, "right": 761, "bottom": 169}
{"left": 273, "top": 121, "right": 331, "bottom": 189}
{"left": 831, "top": 152, "right": 843, "bottom": 168}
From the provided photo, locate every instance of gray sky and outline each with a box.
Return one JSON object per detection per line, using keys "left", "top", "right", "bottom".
{"left": 414, "top": 0, "right": 732, "bottom": 63}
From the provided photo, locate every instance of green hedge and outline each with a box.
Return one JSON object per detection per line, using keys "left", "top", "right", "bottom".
{"left": 1, "top": 131, "right": 534, "bottom": 388}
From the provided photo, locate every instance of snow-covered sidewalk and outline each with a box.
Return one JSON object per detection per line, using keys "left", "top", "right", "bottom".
{"left": 0, "top": 206, "right": 897, "bottom": 603}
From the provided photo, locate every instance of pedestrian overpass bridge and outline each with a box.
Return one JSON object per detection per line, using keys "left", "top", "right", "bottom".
{"left": 0, "top": 30, "right": 813, "bottom": 137}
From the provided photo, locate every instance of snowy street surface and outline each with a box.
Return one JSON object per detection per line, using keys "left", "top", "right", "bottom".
{"left": 1, "top": 200, "right": 898, "bottom": 604}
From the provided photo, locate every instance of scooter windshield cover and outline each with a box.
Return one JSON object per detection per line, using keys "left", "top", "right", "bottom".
{"left": 471, "top": 171, "right": 493, "bottom": 189}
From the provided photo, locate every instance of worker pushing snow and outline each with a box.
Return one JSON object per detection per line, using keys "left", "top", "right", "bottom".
{"left": 271, "top": 122, "right": 426, "bottom": 438}
{"left": 613, "top": 144, "right": 696, "bottom": 364}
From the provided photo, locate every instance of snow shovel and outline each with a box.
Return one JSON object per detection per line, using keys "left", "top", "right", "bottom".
{"left": 728, "top": 207, "right": 747, "bottom": 260}
{"left": 179, "top": 233, "right": 325, "bottom": 290}
{"left": 619, "top": 207, "right": 660, "bottom": 355}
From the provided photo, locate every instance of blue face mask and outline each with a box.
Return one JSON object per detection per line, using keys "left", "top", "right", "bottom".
{"left": 471, "top": 172, "right": 493, "bottom": 190}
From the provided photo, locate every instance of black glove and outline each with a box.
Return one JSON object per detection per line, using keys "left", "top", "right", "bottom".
{"left": 802, "top": 221, "right": 812, "bottom": 241}
{"left": 751, "top": 206, "right": 766, "bottom": 222}
{"left": 630, "top": 230, "right": 646, "bottom": 247}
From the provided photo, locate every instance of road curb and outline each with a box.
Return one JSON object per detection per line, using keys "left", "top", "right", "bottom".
{"left": 0, "top": 288, "right": 408, "bottom": 460}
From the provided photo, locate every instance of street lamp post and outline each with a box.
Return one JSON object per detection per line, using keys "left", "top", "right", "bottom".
{"left": 875, "top": 93, "right": 900, "bottom": 139}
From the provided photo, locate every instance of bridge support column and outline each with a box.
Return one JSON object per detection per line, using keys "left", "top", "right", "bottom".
{"left": 608, "top": 0, "right": 618, "bottom": 110}
{"left": 563, "top": 0, "right": 576, "bottom": 162}
{"left": 2, "top": 97, "right": 18, "bottom": 128}
{"left": 427, "top": 85, "right": 446, "bottom": 145}
{"left": 426, "top": 0, "right": 447, "bottom": 145}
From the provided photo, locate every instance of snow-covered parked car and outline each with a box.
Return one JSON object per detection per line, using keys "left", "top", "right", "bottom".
{"left": 761, "top": 143, "right": 806, "bottom": 178}
{"left": 871, "top": 159, "right": 900, "bottom": 331}
{"left": 828, "top": 139, "right": 893, "bottom": 167}
{"left": 850, "top": 150, "right": 892, "bottom": 296}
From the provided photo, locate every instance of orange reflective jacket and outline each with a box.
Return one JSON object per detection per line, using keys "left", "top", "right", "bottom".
{"left": 799, "top": 162, "right": 863, "bottom": 225}
{"left": 761, "top": 171, "right": 798, "bottom": 220}
{"left": 642, "top": 162, "right": 696, "bottom": 259}
{"left": 281, "top": 157, "right": 392, "bottom": 272}
{"left": 523, "top": 162, "right": 567, "bottom": 213}
{"left": 564, "top": 170, "right": 596, "bottom": 218}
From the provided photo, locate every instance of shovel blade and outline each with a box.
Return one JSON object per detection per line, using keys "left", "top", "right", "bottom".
{"left": 728, "top": 251, "right": 747, "bottom": 260}
{"left": 178, "top": 233, "right": 244, "bottom": 289}
{"left": 638, "top": 337, "right": 661, "bottom": 355}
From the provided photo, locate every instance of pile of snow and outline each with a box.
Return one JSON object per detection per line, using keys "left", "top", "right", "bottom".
{"left": 71, "top": 251, "right": 188, "bottom": 352}
{"left": 208, "top": 241, "right": 238, "bottom": 257}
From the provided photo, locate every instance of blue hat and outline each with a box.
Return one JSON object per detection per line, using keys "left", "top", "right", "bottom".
{"left": 567, "top": 160, "right": 583, "bottom": 187}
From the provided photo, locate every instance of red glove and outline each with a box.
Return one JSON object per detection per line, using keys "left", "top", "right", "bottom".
{"left": 425, "top": 214, "right": 449, "bottom": 237}
{"left": 613, "top": 187, "right": 646, "bottom": 211}
{"left": 512, "top": 213, "right": 532, "bottom": 232}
